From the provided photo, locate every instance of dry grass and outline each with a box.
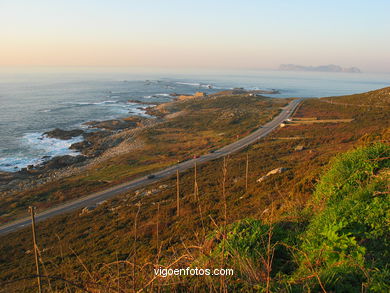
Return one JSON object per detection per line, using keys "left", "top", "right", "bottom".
{"left": 1, "top": 89, "right": 389, "bottom": 291}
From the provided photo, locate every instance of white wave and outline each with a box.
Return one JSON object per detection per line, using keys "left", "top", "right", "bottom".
{"left": 143, "top": 93, "right": 171, "bottom": 99}
{"left": 126, "top": 103, "right": 153, "bottom": 117}
{"left": 128, "top": 107, "right": 150, "bottom": 117}
{"left": 0, "top": 133, "right": 83, "bottom": 172}
{"left": 176, "top": 81, "right": 216, "bottom": 89}
{"left": 60, "top": 100, "right": 118, "bottom": 106}
{"left": 0, "top": 156, "right": 44, "bottom": 172}
{"left": 92, "top": 100, "right": 117, "bottom": 105}
{"left": 176, "top": 82, "right": 201, "bottom": 86}
{"left": 212, "top": 86, "right": 232, "bottom": 90}
{"left": 24, "top": 133, "right": 83, "bottom": 156}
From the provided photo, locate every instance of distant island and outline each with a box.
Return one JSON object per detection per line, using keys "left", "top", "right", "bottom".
{"left": 279, "top": 64, "right": 361, "bottom": 73}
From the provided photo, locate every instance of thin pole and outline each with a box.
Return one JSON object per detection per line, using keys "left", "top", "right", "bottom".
{"left": 156, "top": 202, "right": 160, "bottom": 261}
{"left": 176, "top": 169, "right": 180, "bottom": 217}
{"left": 245, "top": 153, "right": 249, "bottom": 192}
{"left": 156, "top": 202, "right": 161, "bottom": 293}
{"left": 194, "top": 161, "right": 198, "bottom": 200}
{"left": 133, "top": 203, "right": 141, "bottom": 292}
{"left": 29, "top": 206, "right": 42, "bottom": 293}
{"left": 221, "top": 157, "right": 228, "bottom": 293}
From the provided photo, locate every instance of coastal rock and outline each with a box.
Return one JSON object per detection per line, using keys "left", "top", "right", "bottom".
{"left": 0, "top": 171, "right": 15, "bottom": 182}
{"left": 128, "top": 99, "right": 157, "bottom": 105}
{"left": 69, "top": 140, "right": 92, "bottom": 151}
{"left": 77, "top": 130, "right": 115, "bottom": 156}
{"left": 70, "top": 129, "right": 128, "bottom": 157}
{"left": 257, "top": 167, "right": 290, "bottom": 183}
{"left": 84, "top": 118, "right": 140, "bottom": 131}
{"left": 42, "top": 155, "right": 87, "bottom": 169}
{"left": 44, "top": 128, "right": 84, "bottom": 140}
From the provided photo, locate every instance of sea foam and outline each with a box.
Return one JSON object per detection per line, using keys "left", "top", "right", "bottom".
{"left": 0, "top": 133, "right": 83, "bottom": 172}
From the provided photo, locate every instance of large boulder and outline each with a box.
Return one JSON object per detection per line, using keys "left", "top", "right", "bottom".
{"left": 44, "top": 128, "right": 84, "bottom": 140}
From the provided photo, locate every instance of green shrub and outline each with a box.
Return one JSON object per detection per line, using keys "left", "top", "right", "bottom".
{"left": 313, "top": 142, "right": 390, "bottom": 203}
{"left": 297, "top": 143, "right": 390, "bottom": 292}
{"left": 206, "top": 218, "right": 300, "bottom": 291}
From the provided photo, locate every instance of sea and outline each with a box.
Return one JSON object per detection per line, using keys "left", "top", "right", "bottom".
{"left": 0, "top": 68, "right": 389, "bottom": 172}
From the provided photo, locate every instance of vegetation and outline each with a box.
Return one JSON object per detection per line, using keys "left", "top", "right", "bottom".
{"left": 201, "top": 143, "right": 389, "bottom": 292}
{"left": 322, "top": 87, "right": 390, "bottom": 107}
{"left": 0, "top": 88, "right": 389, "bottom": 292}
{"left": 0, "top": 94, "right": 288, "bottom": 223}
{"left": 295, "top": 143, "right": 389, "bottom": 292}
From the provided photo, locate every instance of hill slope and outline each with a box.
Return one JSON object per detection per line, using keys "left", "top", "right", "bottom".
{"left": 322, "top": 86, "right": 390, "bottom": 107}
{"left": 0, "top": 88, "right": 389, "bottom": 292}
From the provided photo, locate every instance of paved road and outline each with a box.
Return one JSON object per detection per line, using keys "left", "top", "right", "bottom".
{"left": 0, "top": 99, "right": 302, "bottom": 236}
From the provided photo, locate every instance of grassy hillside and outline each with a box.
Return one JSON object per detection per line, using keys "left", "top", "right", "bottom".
{"left": 0, "top": 88, "right": 389, "bottom": 292}
{"left": 200, "top": 143, "right": 389, "bottom": 292}
{"left": 322, "top": 86, "right": 390, "bottom": 107}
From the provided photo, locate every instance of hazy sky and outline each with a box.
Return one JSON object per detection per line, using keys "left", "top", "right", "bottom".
{"left": 1, "top": 0, "right": 390, "bottom": 72}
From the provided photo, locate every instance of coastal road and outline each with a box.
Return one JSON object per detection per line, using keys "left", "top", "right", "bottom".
{"left": 0, "top": 98, "right": 302, "bottom": 236}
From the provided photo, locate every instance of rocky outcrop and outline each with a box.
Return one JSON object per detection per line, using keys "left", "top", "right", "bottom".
{"left": 41, "top": 155, "right": 87, "bottom": 169}
{"left": 257, "top": 167, "right": 290, "bottom": 183}
{"left": 69, "top": 140, "right": 92, "bottom": 152}
{"left": 73, "top": 130, "right": 124, "bottom": 157}
{"left": 44, "top": 128, "right": 84, "bottom": 140}
{"left": 84, "top": 119, "right": 138, "bottom": 131}
{"left": 128, "top": 99, "right": 157, "bottom": 105}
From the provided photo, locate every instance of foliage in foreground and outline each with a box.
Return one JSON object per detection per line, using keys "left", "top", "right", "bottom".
{"left": 207, "top": 143, "right": 389, "bottom": 292}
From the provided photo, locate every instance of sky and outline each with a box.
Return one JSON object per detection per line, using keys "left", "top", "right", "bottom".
{"left": 1, "top": 0, "right": 390, "bottom": 72}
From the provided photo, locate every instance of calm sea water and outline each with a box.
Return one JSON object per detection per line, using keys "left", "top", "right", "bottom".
{"left": 0, "top": 68, "right": 389, "bottom": 172}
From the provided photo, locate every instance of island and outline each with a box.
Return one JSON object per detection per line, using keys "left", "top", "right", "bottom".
{"left": 279, "top": 64, "right": 361, "bottom": 73}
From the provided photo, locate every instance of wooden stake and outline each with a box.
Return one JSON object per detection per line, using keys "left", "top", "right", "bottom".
{"left": 222, "top": 157, "right": 228, "bottom": 227}
{"left": 156, "top": 202, "right": 161, "bottom": 293}
{"left": 156, "top": 202, "right": 160, "bottom": 262}
{"left": 245, "top": 153, "right": 249, "bottom": 192}
{"left": 176, "top": 169, "right": 180, "bottom": 217}
{"left": 133, "top": 203, "right": 141, "bottom": 292}
{"left": 29, "top": 206, "right": 42, "bottom": 293}
{"left": 194, "top": 161, "right": 198, "bottom": 200}
{"left": 221, "top": 157, "right": 228, "bottom": 293}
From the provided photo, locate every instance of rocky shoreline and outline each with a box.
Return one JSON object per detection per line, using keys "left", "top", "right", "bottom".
{"left": 0, "top": 99, "right": 162, "bottom": 197}
{"left": 0, "top": 87, "right": 279, "bottom": 197}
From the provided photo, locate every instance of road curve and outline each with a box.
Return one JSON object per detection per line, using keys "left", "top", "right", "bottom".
{"left": 0, "top": 99, "right": 302, "bottom": 236}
